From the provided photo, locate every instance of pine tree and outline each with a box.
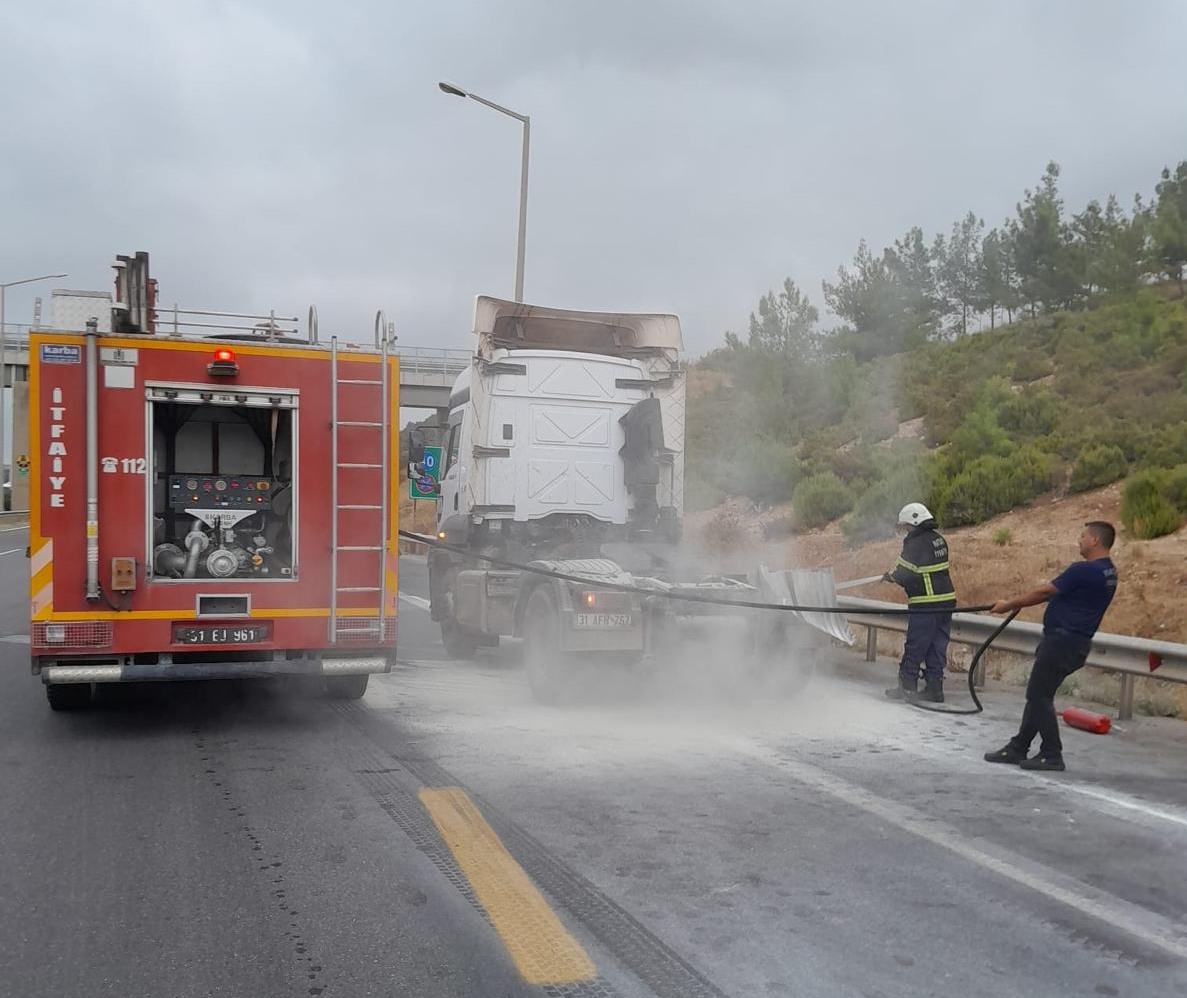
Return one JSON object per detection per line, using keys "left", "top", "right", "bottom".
{"left": 1010, "top": 162, "right": 1078, "bottom": 315}
{"left": 1152, "top": 162, "right": 1187, "bottom": 294}
{"left": 937, "top": 212, "right": 985, "bottom": 336}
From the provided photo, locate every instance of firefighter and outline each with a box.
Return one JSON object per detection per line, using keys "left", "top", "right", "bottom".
{"left": 882, "top": 502, "right": 956, "bottom": 702}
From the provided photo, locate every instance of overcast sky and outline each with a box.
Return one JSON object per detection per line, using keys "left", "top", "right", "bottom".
{"left": 4, "top": 0, "right": 1186, "bottom": 373}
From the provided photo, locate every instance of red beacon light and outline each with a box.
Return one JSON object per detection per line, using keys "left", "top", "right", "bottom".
{"left": 207, "top": 347, "right": 239, "bottom": 377}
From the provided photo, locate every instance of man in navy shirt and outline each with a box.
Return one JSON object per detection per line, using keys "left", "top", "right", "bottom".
{"left": 983, "top": 521, "right": 1118, "bottom": 772}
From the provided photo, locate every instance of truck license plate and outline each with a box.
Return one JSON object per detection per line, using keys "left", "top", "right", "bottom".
{"left": 173, "top": 624, "right": 272, "bottom": 645}
{"left": 574, "top": 613, "right": 633, "bottom": 628}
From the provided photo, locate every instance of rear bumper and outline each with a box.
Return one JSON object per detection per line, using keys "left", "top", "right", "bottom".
{"left": 40, "top": 655, "right": 390, "bottom": 685}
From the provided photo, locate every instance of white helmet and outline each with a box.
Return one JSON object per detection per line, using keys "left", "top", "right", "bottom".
{"left": 897, "top": 502, "right": 933, "bottom": 527}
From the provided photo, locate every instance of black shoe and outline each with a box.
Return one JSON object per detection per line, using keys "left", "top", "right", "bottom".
{"left": 884, "top": 683, "right": 917, "bottom": 701}
{"left": 984, "top": 745, "right": 1027, "bottom": 764}
{"left": 917, "top": 686, "right": 945, "bottom": 704}
{"left": 1020, "top": 754, "right": 1066, "bottom": 772}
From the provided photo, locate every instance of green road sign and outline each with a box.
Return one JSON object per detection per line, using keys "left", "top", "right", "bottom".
{"left": 410, "top": 445, "right": 442, "bottom": 499}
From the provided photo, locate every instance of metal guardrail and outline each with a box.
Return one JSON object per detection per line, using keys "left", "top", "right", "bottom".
{"left": 840, "top": 595, "right": 1187, "bottom": 721}
{"left": 392, "top": 346, "right": 471, "bottom": 378}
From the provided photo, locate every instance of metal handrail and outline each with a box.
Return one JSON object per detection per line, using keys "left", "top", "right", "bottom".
{"left": 154, "top": 304, "right": 298, "bottom": 338}
{"left": 839, "top": 595, "right": 1187, "bottom": 720}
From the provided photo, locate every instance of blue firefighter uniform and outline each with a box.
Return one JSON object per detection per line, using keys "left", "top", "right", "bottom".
{"left": 885, "top": 515, "right": 956, "bottom": 702}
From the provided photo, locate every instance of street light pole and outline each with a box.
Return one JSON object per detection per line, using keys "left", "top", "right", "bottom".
{"left": 0, "top": 272, "right": 67, "bottom": 485}
{"left": 438, "top": 81, "right": 531, "bottom": 302}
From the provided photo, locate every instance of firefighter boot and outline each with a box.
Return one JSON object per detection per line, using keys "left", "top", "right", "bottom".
{"left": 884, "top": 676, "right": 918, "bottom": 701}
{"left": 917, "top": 677, "right": 945, "bottom": 703}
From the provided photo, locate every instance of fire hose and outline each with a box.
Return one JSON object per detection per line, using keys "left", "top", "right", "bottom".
{"left": 397, "top": 530, "right": 1018, "bottom": 714}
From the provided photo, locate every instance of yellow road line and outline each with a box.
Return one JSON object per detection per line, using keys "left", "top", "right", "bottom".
{"left": 418, "top": 787, "right": 596, "bottom": 987}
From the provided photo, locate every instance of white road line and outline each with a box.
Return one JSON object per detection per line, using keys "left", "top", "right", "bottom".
{"left": 720, "top": 733, "right": 1187, "bottom": 963}
{"left": 0, "top": 634, "right": 30, "bottom": 644}
{"left": 1057, "top": 783, "right": 1187, "bottom": 831}
{"left": 0, "top": 548, "right": 25, "bottom": 558}
{"left": 399, "top": 593, "right": 432, "bottom": 611}
{"left": 0, "top": 525, "right": 29, "bottom": 533}
{"left": 891, "top": 731, "right": 1187, "bottom": 834}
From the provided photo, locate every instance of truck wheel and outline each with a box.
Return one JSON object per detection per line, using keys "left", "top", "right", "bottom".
{"left": 523, "top": 588, "right": 565, "bottom": 704}
{"left": 46, "top": 682, "right": 93, "bottom": 711}
{"left": 441, "top": 620, "right": 479, "bottom": 660}
{"left": 748, "top": 621, "right": 814, "bottom": 698}
{"left": 324, "top": 674, "right": 369, "bottom": 700}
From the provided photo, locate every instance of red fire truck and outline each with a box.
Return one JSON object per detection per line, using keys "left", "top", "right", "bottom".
{"left": 27, "top": 252, "right": 398, "bottom": 709}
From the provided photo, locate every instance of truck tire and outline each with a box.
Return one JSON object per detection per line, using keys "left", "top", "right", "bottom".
{"left": 523, "top": 588, "right": 565, "bottom": 704}
{"left": 46, "top": 682, "right": 93, "bottom": 711}
{"left": 324, "top": 674, "right": 369, "bottom": 700}
{"left": 441, "top": 619, "right": 479, "bottom": 660}
{"left": 747, "top": 621, "right": 814, "bottom": 698}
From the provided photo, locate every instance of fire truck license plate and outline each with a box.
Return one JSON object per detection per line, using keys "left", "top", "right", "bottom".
{"left": 574, "top": 613, "right": 633, "bottom": 628}
{"left": 173, "top": 624, "right": 272, "bottom": 645}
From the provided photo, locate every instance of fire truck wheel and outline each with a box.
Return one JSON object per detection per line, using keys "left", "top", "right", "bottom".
{"left": 46, "top": 682, "right": 93, "bottom": 711}
{"left": 523, "top": 588, "right": 567, "bottom": 704}
{"left": 324, "top": 674, "right": 370, "bottom": 700}
{"left": 441, "top": 619, "right": 479, "bottom": 660}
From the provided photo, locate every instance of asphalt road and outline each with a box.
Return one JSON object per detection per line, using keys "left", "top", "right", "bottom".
{"left": 3, "top": 539, "right": 1187, "bottom": 998}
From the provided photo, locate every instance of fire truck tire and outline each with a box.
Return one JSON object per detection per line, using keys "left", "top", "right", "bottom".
{"left": 523, "top": 588, "right": 567, "bottom": 704}
{"left": 441, "top": 620, "right": 479, "bottom": 660}
{"left": 324, "top": 674, "right": 369, "bottom": 700}
{"left": 46, "top": 682, "right": 93, "bottom": 711}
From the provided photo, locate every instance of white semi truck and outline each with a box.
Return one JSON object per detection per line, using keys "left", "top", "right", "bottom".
{"left": 413, "top": 297, "right": 849, "bottom": 701}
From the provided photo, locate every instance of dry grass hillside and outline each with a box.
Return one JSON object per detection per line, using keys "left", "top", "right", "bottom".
{"left": 688, "top": 483, "right": 1187, "bottom": 715}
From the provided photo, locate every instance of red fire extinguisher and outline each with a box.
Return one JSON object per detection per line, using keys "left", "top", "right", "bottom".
{"left": 1061, "top": 706, "right": 1111, "bottom": 735}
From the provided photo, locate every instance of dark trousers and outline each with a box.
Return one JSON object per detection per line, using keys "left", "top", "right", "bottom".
{"left": 899, "top": 609, "right": 952, "bottom": 686}
{"left": 1009, "top": 632, "right": 1091, "bottom": 758}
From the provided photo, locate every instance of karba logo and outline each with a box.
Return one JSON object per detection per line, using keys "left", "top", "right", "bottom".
{"left": 40, "top": 344, "right": 82, "bottom": 365}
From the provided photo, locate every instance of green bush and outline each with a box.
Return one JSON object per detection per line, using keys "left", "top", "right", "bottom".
{"left": 792, "top": 472, "right": 854, "bottom": 530}
{"left": 828, "top": 444, "right": 883, "bottom": 491}
{"left": 1163, "top": 464, "right": 1187, "bottom": 515}
{"left": 993, "top": 528, "right": 1013, "bottom": 546}
{"left": 943, "top": 404, "right": 1015, "bottom": 477}
{"left": 1136, "top": 422, "right": 1187, "bottom": 469}
{"left": 936, "top": 447, "right": 1056, "bottom": 526}
{"left": 1120, "top": 470, "right": 1183, "bottom": 539}
{"left": 997, "top": 388, "right": 1064, "bottom": 437}
{"left": 841, "top": 459, "right": 935, "bottom": 544}
{"left": 1069, "top": 444, "right": 1128, "bottom": 494}
{"left": 1011, "top": 352, "right": 1053, "bottom": 383}
{"left": 1042, "top": 413, "right": 1149, "bottom": 464}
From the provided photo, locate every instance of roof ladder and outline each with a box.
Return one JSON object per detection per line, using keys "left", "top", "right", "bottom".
{"left": 329, "top": 335, "right": 391, "bottom": 644}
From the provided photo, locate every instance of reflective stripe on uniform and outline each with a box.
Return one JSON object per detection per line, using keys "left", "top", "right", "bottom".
{"left": 908, "top": 592, "right": 958, "bottom": 605}
{"left": 897, "top": 557, "right": 950, "bottom": 572}
{"left": 896, "top": 555, "right": 954, "bottom": 603}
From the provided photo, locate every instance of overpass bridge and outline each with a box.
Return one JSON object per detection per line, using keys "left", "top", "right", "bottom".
{"left": 394, "top": 346, "right": 470, "bottom": 409}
